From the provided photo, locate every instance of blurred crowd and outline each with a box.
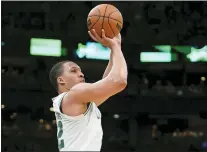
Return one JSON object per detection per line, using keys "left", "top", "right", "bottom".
{"left": 2, "top": 108, "right": 207, "bottom": 152}
{"left": 2, "top": 65, "right": 207, "bottom": 97}
{"left": 126, "top": 73, "right": 207, "bottom": 97}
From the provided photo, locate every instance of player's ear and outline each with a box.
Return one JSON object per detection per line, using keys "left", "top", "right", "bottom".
{"left": 57, "top": 76, "right": 65, "bottom": 85}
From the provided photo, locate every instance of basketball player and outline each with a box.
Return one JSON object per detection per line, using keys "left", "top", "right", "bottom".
{"left": 49, "top": 29, "right": 128, "bottom": 151}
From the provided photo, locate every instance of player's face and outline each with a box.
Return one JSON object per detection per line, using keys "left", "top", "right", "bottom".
{"left": 58, "top": 62, "right": 85, "bottom": 89}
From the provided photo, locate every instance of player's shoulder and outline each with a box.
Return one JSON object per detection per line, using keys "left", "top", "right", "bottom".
{"left": 52, "top": 92, "right": 67, "bottom": 111}
{"left": 62, "top": 83, "right": 93, "bottom": 104}
{"left": 52, "top": 92, "right": 86, "bottom": 120}
{"left": 70, "top": 82, "right": 92, "bottom": 92}
{"left": 52, "top": 92, "right": 67, "bottom": 103}
{"left": 61, "top": 90, "right": 94, "bottom": 118}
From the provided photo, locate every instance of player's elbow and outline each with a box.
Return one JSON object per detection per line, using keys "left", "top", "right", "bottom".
{"left": 106, "top": 76, "right": 127, "bottom": 91}
{"left": 115, "top": 78, "right": 127, "bottom": 91}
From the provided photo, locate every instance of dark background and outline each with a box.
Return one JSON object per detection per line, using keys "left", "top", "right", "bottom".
{"left": 1, "top": 1, "right": 207, "bottom": 152}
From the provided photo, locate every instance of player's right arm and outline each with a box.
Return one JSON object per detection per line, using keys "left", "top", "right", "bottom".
{"left": 63, "top": 29, "right": 128, "bottom": 106}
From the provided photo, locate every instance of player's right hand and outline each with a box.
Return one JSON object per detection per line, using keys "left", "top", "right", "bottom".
{"left": 88, "top": 29, "right": 120, "bottom": 49}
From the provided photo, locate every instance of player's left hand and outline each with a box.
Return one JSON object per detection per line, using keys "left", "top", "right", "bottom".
{"left": 88, "top": 29, "right": 122, "bottom": 49}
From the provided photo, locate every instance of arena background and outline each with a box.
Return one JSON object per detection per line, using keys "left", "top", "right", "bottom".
{"left": 1, "top": 1, "right": 207, "bottom": 152}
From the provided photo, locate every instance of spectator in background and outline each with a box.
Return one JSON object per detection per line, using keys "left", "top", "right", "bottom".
{"left": 152, "top": 124, "right": 158, "bottom": 139}
{"left": 188, "top": 84, "right": 200, "bottom": 94}
{"left": 127, "top": 74, "right": 139, "bottom": 97}
{"left": 165, "top": 80, "right": 176, "bottom": 94}
{"left": 139, "top": 74, "right": 149, "bottom": 95}
{"left": 153, "top": 80, "right": 163, "bottom": 92}
{"left": 197, "top": 78, "right": 206, "bottom": 94}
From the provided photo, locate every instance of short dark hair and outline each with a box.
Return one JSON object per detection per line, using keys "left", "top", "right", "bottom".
{"left": 49, "top": 60, "right": 70, "bottom": 91}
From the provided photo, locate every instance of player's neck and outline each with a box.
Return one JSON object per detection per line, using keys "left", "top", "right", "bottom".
{"left": 58, "top": 86, "right": 71, "bottom": 94}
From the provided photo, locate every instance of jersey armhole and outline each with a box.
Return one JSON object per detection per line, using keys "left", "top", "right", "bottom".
{"left": 58, "top": 93, "right": 85, "bottom": 120}
{"left": 84, "top": 102, "right": 92, "bottom": 116}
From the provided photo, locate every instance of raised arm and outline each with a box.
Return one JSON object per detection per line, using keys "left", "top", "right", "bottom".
{"left": 102, "top": 34, "right": 122, "bottom": 78}
{"left": 102, "top": 51, "right": 113, "bottom": 79}
{"left": 63, "top": 29, "right": 128, "bottom": 106}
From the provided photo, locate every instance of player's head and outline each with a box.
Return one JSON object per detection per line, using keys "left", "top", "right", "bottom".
{"left": 49, "top": 61, "right": 85, "bottom": 93}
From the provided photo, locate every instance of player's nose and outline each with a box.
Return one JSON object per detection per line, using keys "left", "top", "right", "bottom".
{"left": 79, "top": 72, "right": 84, "bottom": 78}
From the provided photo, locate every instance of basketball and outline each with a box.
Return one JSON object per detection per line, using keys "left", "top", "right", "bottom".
{"left": 87, "top": 4, "right": 123, "bottom": 39}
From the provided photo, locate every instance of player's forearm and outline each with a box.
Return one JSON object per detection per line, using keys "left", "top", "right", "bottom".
{"left": 107, "top": 44, "right": 128, "bottom": 83}
{"left": 102, "top": 52, "right": 113, "bottom": 79}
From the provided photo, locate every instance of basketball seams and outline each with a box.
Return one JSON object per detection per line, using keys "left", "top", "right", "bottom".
{"left": 101, "top": 4, "right": 109, "bottom": 33}
{"left": 107, "top": 9, "right": 121, "bottom": 37}
{"left": 109, "top": 17, "right": 123, "bottom": 24}
{"left": 108, "top": 10, "right": 119, "bottom": 17}
{"left": 88, "top": 5, "right": 122, "bottom": 38}
{"left": 108, "top": 9, "right": 122, "bottom": 25}
{"left": 88, "top": 16, "right": 123, "bottom": 24}
{"left": 96, "top": 8, "right": 101, "bottom": 16}
{"left": 88, "top": 8, "right": 101, "bottom": 30}
{"left": 107, "top": 17, "right": 115, "bottom": 37}
{"left": 88, "top": 9, "right": 119, "bottom": 18}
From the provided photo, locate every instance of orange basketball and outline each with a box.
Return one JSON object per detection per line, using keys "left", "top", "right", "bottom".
{"left": 87, "top": 4, "right": 123, "bottom": 39}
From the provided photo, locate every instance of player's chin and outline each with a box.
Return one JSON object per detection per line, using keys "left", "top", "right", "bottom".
{"left": 78, "top": 80, "right": 85, "bottom": 84}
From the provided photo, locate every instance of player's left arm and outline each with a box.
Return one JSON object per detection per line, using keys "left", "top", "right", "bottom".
{"left": 102, "top": 35, "right": 121, "bottom": 80}
{"left": 102, "top": 51, "right": 113, "bottom": 79}
{"left": 93, "top": 52, "right": 113, "bottom": 106}
{"left": 95, "top": 40, "right": 122, "bottom": 106}
{"left": 90, "top": 32, "right": 123, "bottom": 106}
